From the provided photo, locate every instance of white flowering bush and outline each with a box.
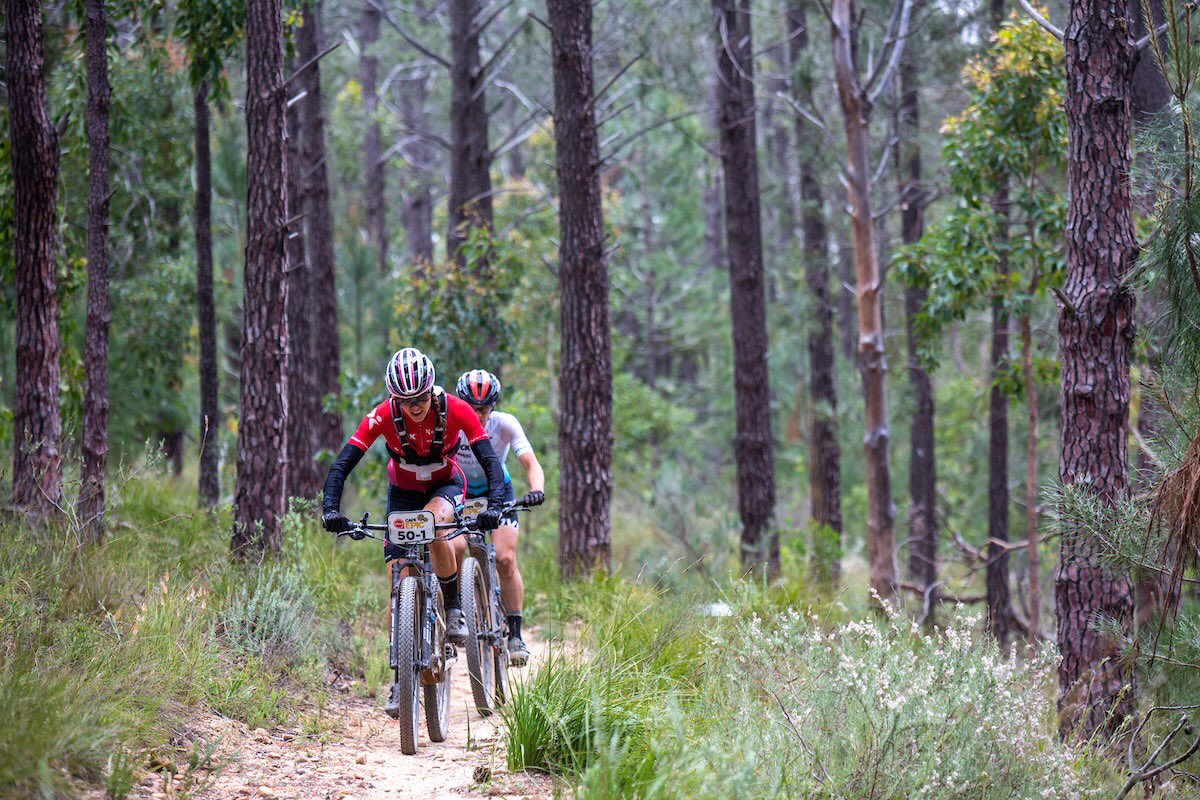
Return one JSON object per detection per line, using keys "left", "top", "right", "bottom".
{"left": 734, "top": 602, "right": 1096, "bottom": 799}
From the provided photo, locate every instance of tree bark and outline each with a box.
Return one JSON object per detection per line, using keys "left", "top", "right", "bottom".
{"left": 195, "top": 81, "right": 221, "bottom": 508}
{"left": 897, "top": 44, "right": 936, "bottom": 615}
{"left": 297, "top": 0, "right": 342, "bottom": 457}
{"left": 448, "top": 0, "right": 494, "bottom": 270}
{"left": 712, "top": 0, "right": 778, "bottom": 579}
{"left": 78, "top": 0, "right": 111, "bottom": 539}
{"left": 987, "top": 276, "right": 1014, "bottom": 645}
{"left": 285, "top": 80, "right": 320, "bottom": 501}
{"left": 7, "top": 0, "right": 63, "bottom": 516}
{"left": 358, "top": 0, "right": 389, "bottom": 347}
{"left": 233, "top": 0, "right": 291, "bottom": 558}
{"left": 1021, "top": 312, "right": 1041, "bottom": 638}
{"left": 831, "top": 0, "right": 897, "bottom": 602}
{"left": 399, "top": 67, "right": 434, "bottom": 268}
{"left": 1057, "top": 0, "right": 1138, "bottom": 740}
{"left": 790, "top": 0, "right": 842, "bottom": 586}
{"left": 548, "top": 0, "right": 613, "bottom": 577}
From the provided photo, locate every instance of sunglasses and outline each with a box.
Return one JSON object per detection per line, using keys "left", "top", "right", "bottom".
{"left": 398, "top": 392, "right": 432, "bottom": 410}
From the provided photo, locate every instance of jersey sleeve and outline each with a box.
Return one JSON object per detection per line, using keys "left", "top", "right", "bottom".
{"left": 504, "top": 413, "right": 534, "bottom": 458}
{"left": 347, "top": 400, "right": 390, "bottom": 452}
{"left": 449, "top": 396, "right": 488, "bottom": 445}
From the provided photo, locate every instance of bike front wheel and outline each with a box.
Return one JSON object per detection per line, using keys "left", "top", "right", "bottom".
{"left": 461, "top": 557, "right": 497, "bottom": 715}
{"left": 424, "top": 584, "right": 452, "bottom": 741}
{"left": 394, "top": 576, "right": 422, "bottom": 755}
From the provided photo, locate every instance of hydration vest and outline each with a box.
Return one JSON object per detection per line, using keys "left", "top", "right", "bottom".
{"left": 387, "top": 387, "right": 448, "bottom": 466}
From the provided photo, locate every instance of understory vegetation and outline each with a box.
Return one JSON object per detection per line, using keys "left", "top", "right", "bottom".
{"left": 0, "top": 467, "right": 386, "bottom": 799}
{"left": 504, "top": 559, "right": 1133, "bottom": 799}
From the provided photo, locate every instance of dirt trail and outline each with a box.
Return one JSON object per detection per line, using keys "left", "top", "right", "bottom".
{"left": 147, "top": 638, "right": 553, "bottom": 800}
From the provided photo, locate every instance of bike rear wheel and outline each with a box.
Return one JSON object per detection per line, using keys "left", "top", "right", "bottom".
{"left": 461, "top": 557, "right": 497, "bottom": 715}
{"left": 424, "top": 584, "right": 452, "bottom": 741}
{"left": 394, "top": 576, "right": 422, "bottom": 755}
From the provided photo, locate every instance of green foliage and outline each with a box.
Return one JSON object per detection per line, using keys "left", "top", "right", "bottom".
{"left": 899, "top": 13, "right": 1067, "bottom": 368}
{"left": 394, "top": 224, "right": 525, "bottom": 376}
{"left": 176, "top": 0, "right": 246, "bottom": 98}
{"left": 109, "top": 258, "right": 196, "bottom": 450}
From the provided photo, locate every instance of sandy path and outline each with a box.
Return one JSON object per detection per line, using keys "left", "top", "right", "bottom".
{"left": 147, "top": 638, "right": 553, "bottom": 800}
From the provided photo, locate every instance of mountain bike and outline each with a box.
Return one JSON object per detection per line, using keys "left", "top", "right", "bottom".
{"left": 338, "top": 509, "right": 468, "bottom": 755}
{"left": 457, "top": 498, "right": 533, "bottom": 716}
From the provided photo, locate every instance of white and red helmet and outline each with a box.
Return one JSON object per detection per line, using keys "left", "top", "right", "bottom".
{"left": 385, "top": 347, "right": 436, "bottom": 398}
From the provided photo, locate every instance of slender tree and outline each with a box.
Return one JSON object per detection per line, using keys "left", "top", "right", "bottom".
{"left": 897, "top": 40, "right": 937, "bottom": 615}
{"left": 985, "top": 0, "right": 1018, "bottom": 647}
{"left": 712, "top": 0, "right": 778, "bottom": 578}
{"left": 1056, "top": 0, "right": 1138, "bottom": 739}
{"left": 399, "top": 67, "right": 435, "bottom": 267}
{"left": 548, "top": 0, "right": 613, "bottom": 576}
{"left": 177, "top": 0, "right": 245, "bottom": 508}
{"left": 7, "top": 0, "right": 63, "bottom": 516}
{"left": 195, "top": 80, "right": 221, "bottom": 507}
{"left": 233, "top": 0, "right": 291, "bottom": 556}
{"left": 285, "top": 80, "right": 320, "bottom": 500}
{"left": 297, "top": 0, "right": 343, "bottom": 457}
{"left": 447, "top": 0, "right": 494, "bottom": 270}
{"left": 830, "top": 0, "right": 912, "bottom": 601}
{"left": 789, "top": 0, "right": 842, "bottom": 585}
{"left": 78, "top": 0, "right": 112, "bottom": 538}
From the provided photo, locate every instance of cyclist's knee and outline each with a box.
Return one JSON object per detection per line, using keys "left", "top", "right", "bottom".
{"left": 496, "top": 549, "right": 518, "bottom": 577}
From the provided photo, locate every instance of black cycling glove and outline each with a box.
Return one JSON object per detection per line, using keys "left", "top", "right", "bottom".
{"left": 523, "top": 490, "right": 545, "bottom": 507}
{"left": 322, "top": 511, "right": 353, "bottom": 534}
{"left": 477, "top": 508, "right": 503, "bottom": 531}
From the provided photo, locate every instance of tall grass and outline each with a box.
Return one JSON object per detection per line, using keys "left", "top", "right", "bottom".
{"left": 0, "top": 474, "right": 385, "bottom": 799}
{"left": 503, "top": 570, "right": 1122, "bottom": 799}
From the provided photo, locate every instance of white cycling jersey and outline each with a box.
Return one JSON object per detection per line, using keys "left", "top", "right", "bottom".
{"left": 455, "top": 410, "right": 533, "bottom": 496}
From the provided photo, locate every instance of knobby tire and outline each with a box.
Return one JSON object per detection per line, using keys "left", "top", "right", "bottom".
{"left": 461, "top": 556, "right": 497, "bottom": 715}
{"left": 395, "top": 576, "right": 422, "bottom": 755}
{"left": 424, "top": 583, "right": 451, "bottom": 741}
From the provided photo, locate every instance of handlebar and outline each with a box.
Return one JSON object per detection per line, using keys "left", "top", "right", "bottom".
{"left": 336, "top": 500, "right": 536, "bottom": 542}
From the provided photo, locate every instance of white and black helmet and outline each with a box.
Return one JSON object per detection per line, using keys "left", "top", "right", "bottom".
{"left": 385, "top": 347, "right": 436, "bottom": 398}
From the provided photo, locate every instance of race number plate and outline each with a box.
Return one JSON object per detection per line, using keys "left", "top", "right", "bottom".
{"left": 387, "top": 510, "right": 436, "bottom": 546}
{"left": 461, "top": 498, "right": 488, "bottom": 521}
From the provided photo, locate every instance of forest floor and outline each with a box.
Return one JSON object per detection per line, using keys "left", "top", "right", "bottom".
{"left": 126, "top": 635, "right": 554, "bottom": 800}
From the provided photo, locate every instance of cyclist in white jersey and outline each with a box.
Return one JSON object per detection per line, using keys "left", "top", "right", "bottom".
{"left": 453, "top": 369, "right": 545, "bottom": 666}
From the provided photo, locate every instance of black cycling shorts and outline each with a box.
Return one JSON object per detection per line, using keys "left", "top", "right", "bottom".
{"left": 466, "top": 480, "right": 519, "bottom": 530}
{"left": 383, "top": 475, "right": 465, "bottom": 562}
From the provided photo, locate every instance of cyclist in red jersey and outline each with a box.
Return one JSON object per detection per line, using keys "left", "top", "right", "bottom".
{"left": 321, "top": 348, "right": 507, "bottom": 717}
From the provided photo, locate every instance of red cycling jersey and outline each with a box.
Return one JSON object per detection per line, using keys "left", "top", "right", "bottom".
{"left": 346, "top": 391, "right": 488, "bottom": 491}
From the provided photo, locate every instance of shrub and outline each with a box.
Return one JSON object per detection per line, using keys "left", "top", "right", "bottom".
{"left": 219, "top": 568, "right": 320, "bottom": 667}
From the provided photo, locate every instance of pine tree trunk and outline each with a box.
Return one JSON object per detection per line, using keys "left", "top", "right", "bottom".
{"left": 78, "top": 0, "right": 111, "bottom": 539}
{"left": 898, "top": 46, "right": 937, "bottom": 615}
{"left": 831, "top": 0, "right": 897, "bottom": 602}
{"left": 1021, "top": 312, "right": 1041, "bottom": 638}
{"left": 987, "top": 197, "right": 1014, "bottom": 645}
{"left": 233, "top": 0, "right": 291, "bottom": 558}
{"left": 285, "top": 86, "right": 320, "bottom": 501}
{"left": 399, "top": 68, "right": 434, "bottom": 268}
{"left": 195, "top": 81, "right": 221, "bottom": 508}
{"left": 1057, "top": 0, "right": 1138, "bottom": 740}
{"left": 297, "top": 0, "right": 342, "bottom": 458}
{"left": 548, "top": 0, "right": 613, "bottom": 577}
{"left": 712, "top": 0, "right": 778, "bottom": 578}
{"left": 448, "top": 0, "right": 494, "bottom": 271}
{"left": 358, "top": 1, "right": 389, "bottom": 348}
{"left": 790, "top": 0, "right": 842, "bottom": 586}
{"left": 7, "top": 0, "right": 63, "bottom": 516}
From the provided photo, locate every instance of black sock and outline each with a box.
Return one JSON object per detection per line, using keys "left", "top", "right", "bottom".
{"left": 440, "top": 573, "right": 460, "bottom": 609}
{"left": 507, "top": 614, "right": 522, "bottom": 639}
